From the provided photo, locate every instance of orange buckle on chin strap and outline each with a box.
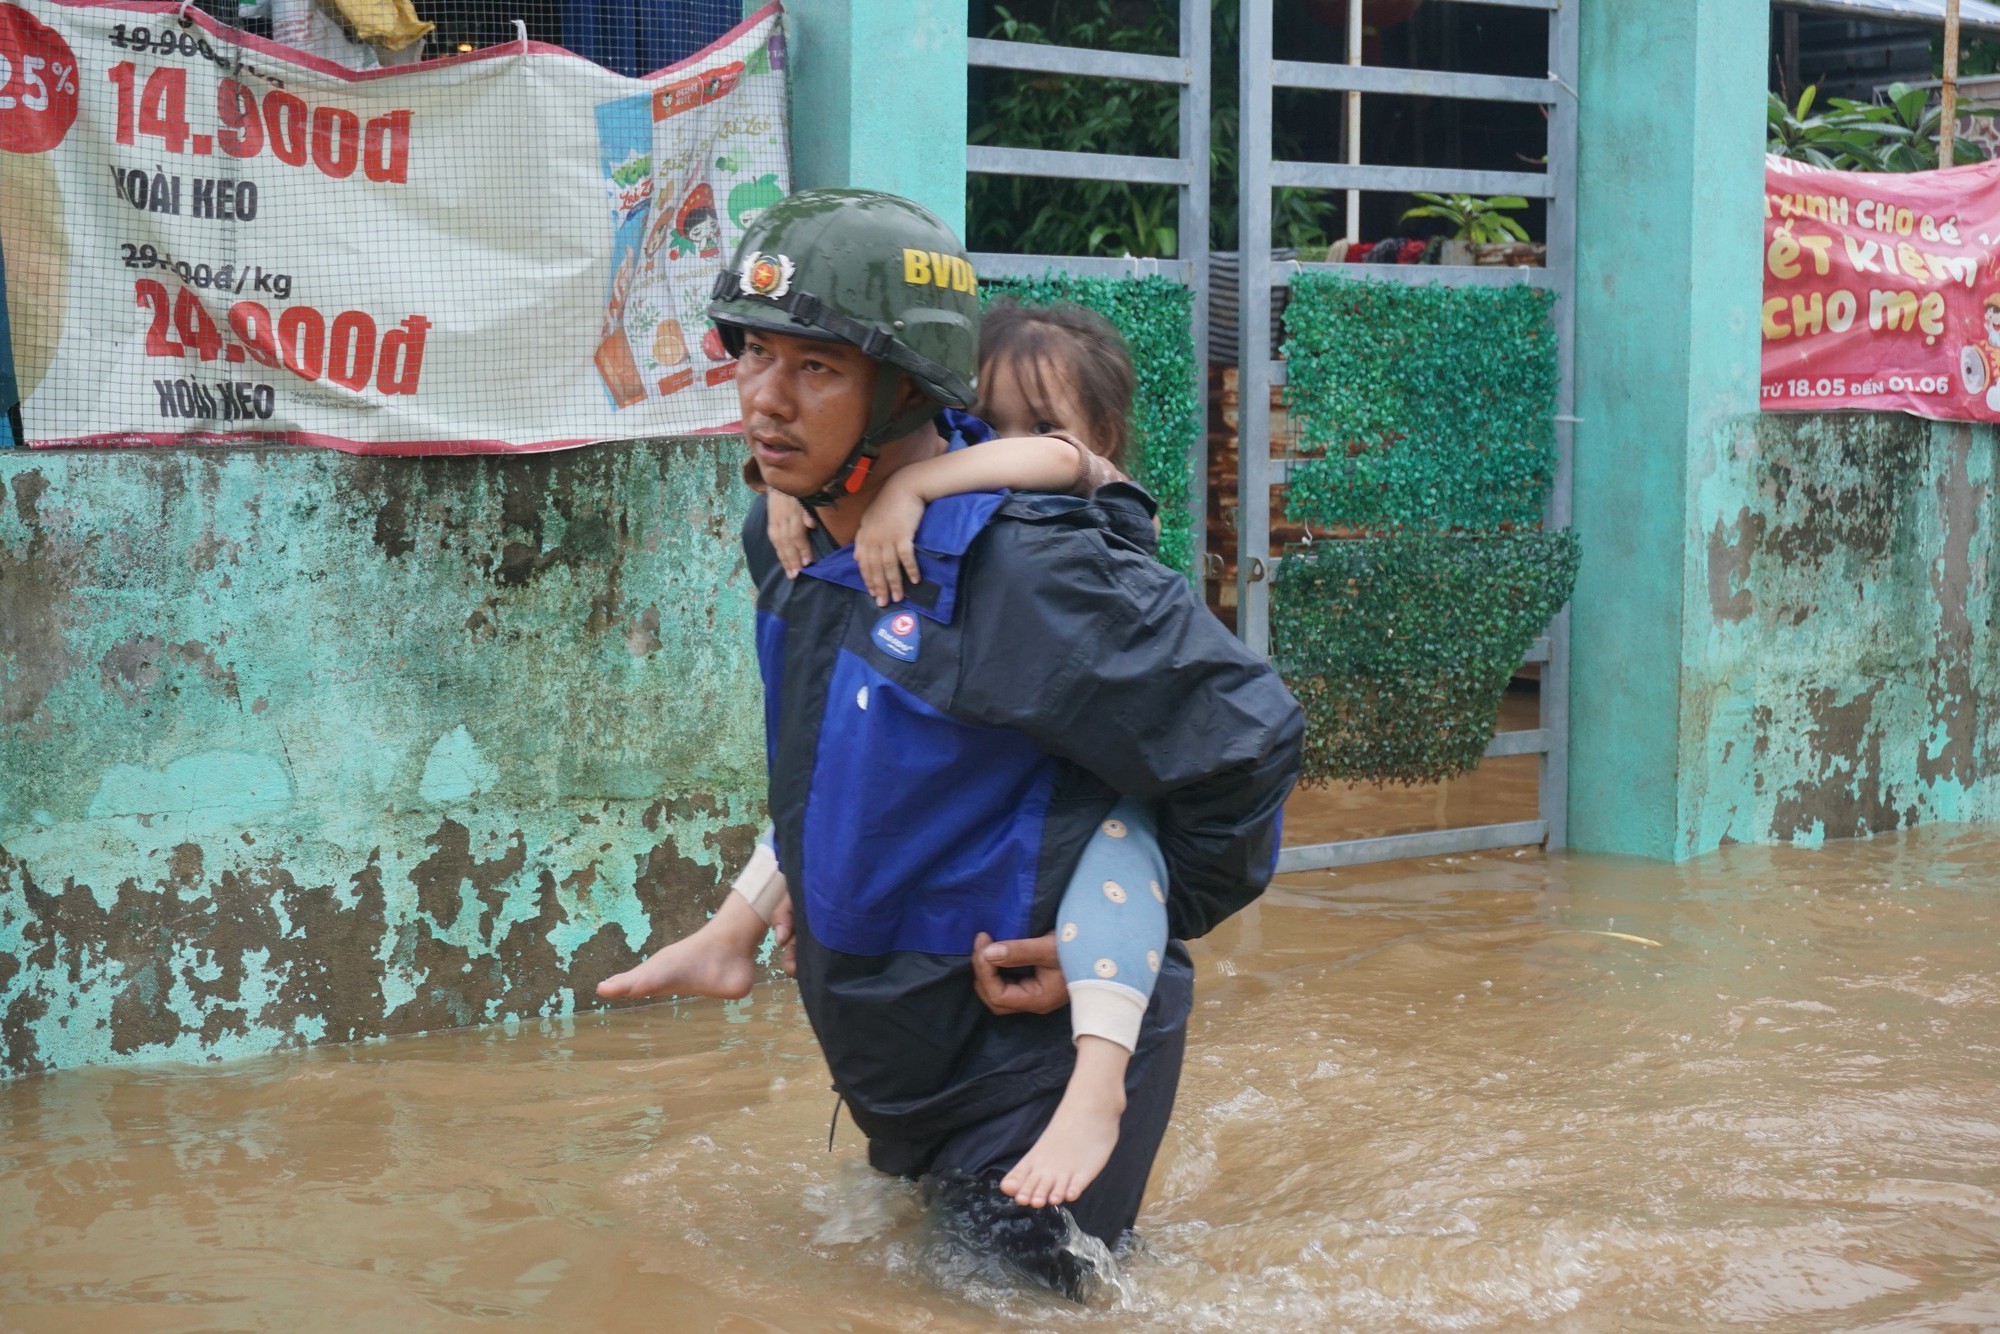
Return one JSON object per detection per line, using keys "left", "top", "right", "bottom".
{"left": 843, "top": 455, "right": 873, "bottom": 494}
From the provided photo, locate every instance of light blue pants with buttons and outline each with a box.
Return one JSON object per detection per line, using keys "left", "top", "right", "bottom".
{"left": 1056, "top": 797, "right": 1169, "bottom": 1053}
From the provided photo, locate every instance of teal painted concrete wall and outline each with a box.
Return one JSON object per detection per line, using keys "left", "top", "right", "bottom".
{"left": 1572, "top": 0, "right": 1769, "bottom": 859}
{"left": 1682, "top": 414, "right": 2000, "bottom": 852}
{"left": 0, "top": 0, "right": 978, "bottom": 1079}
{"left": 784, "top": 0, "right": 968, "bottom": 233}
{"left": 0, "top": 444, "right": 765, "bottom": 1077}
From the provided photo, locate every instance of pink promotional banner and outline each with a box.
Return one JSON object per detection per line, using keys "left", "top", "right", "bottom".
{"left": 1763, "top": 153, "right": 2000, "bottom": 421}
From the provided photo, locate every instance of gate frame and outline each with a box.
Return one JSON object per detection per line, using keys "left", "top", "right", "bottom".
{"left": 965, "top": 0, "right": 1212, "bottom": 575}
{"left": 1235, "top": 0, "right": 1580, "bottom": 873}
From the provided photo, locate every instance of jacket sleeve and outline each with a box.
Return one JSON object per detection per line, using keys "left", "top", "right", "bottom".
{"left": 953, "top": 521, "right": 1305, "bottom": 940}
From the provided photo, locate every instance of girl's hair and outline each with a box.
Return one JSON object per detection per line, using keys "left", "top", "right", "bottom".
{"left": 978, "top": 299, "right": 1136, "bottom": 465}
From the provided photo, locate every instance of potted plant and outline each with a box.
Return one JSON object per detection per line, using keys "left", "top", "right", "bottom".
{"left": 1398, "top": 193, "right": 1537, "bottom": 266}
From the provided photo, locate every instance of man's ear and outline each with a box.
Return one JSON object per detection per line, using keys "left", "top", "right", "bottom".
{"left": 892, "top": 373, "right": 932, "bottom": 416}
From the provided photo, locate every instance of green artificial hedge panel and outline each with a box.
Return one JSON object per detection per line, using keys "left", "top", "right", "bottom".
{"left": 980, "top": 274, "right": 1198, "bottom": 576}
{"left": 1281, "top": 276, "right": 1559, "bottom": 534}
{"left": 1273, "top": 529, "right": 1581, "bottom": 786}
{"left": 1273, "top": 276, "right": 1578, "bottom": 787}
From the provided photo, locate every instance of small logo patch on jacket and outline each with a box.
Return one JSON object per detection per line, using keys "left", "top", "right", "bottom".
{"left": 872, "top": 610, "right": 920, "bottom": 662}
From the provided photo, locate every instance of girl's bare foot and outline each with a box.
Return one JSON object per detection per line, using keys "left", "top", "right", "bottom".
{"left": 596, "top": 893, "right": 767, "bottom": 1001}
{"left": 1000, "top": 1037, "right": 1129, "bottom": 1209}
{"left": 595, "top": 932, "right": 757, "bottom": 1000}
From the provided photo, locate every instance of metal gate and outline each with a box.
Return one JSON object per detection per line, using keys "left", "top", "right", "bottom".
{"left": 965, "top": 0, "right": 1213, "bottom": 571}
{"left": 1234, "top": 0, "right": 1580, "bottom": 873}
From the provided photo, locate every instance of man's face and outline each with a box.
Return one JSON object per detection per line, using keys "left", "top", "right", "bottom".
{"left": 735, "top": 329, "right": 878, "bottom": 496}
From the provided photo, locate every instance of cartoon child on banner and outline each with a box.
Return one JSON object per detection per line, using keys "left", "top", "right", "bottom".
{"left": 1960, "top": 293, "right": 2000, "bottom": 412}
{"left": 667, "top": 184, "right": 721, "bottom": 261}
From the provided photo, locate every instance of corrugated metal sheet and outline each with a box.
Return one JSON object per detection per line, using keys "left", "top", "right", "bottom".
{"left": 1776, "top": 0, "right": 2000, "bottom": 34}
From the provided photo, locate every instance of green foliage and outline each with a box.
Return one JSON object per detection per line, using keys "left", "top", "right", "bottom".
{"left": 966, "top": 0, "right": 1335, "bottom": 257}
{"left": 979, "top": 274, "right": 1199, "bottom": 576}
{"left": 1273, "top": 275, "right": 1575, "bottom": 787}
{"left": 1282, "top": 275, "right": 1558, "bottom": 532}
{"left": 968, "top": 1, "right": 1180, "bottom": 258}
{"left": 1767, "top": 83, "right": 1990, "bottom": 172}
{"left": 1272, "top": 529, "right": 1579, "bottom": 786}
{"left": 1398, "top": 193, "right": 1531, "bottom": 245}
{"left": 1933, "top": 33, "right": 2000, "bottom": 79}
{"left": 1204, "top": 0, "right": 1336, "bottom": 254}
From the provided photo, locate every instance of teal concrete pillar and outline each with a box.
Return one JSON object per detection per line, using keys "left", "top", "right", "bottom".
{"left": 783, "top": 0, "right": 967, "bottom": 234}
{"left": 1570, "top": 1, "right": 1770, "bottom": 858}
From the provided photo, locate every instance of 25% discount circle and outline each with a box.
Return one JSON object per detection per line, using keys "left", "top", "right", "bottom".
{"left": 0, "top": 4, "right": 80, "bottom": 154}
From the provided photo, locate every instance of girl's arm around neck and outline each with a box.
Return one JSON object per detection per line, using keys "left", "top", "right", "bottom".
{"left": 894, "top": 433, "right": 1109, "bottom": 502}
{"left": 855, "top": 434, "right": 1122, "bottom": 606}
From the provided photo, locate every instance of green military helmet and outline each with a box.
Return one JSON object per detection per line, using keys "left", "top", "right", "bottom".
{"left": 710, "top": 190, "right": 982, "bottom": 503}
{"left": 710, "top": 188, "right": 979, "bottom": 406}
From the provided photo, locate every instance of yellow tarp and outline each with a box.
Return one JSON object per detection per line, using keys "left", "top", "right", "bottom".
{"left": 323, "top": 0, "right": 432, "bottom": 52}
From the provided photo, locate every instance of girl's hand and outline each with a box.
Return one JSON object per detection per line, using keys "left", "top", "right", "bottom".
{"left": 854, "top": 483, "right": 926, "bottom": 607}
{"left": 767, "top": 493, "right": 816, "bottom": 578}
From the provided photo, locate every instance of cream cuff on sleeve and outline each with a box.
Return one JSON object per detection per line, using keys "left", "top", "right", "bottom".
{"left": 1066, "top": 979, "right": 1148, "bottom": 1054}
{"left": 730, "top": 842, "right": 788, "bottom": 924}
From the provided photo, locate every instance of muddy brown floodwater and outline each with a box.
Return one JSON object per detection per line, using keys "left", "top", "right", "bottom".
{"left": 5, "top": 824, "right": 2000, "bottom": 1332}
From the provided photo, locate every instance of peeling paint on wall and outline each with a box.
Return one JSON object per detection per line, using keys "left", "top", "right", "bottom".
{"left": 0, "top": 442, "right": 764, "bottom": 1078}
{"left": 1681, "top": 413, "right": 2000, "bottom": 854}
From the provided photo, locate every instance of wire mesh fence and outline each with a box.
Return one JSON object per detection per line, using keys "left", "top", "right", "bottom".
{"left": 0, "top": 0, "right": 781, "bottom": 451}
{"left": 188, "top": 0, "right": 745, "bottom": 76}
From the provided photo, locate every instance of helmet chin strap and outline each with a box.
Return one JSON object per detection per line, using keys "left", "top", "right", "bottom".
{"left": 795, "top": 373, "right": 939, "bottom": 512}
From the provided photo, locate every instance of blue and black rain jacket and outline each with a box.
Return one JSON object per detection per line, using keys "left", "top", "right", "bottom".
{"left": 746, "top": 411, "right": 1304, "bottom": 1170}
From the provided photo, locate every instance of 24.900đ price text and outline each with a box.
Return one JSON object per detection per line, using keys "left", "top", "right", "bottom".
{"left": 136, "top": 280, "right": 430, "bottom": 396}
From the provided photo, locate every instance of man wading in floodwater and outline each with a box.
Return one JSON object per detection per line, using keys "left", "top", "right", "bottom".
{"left": 694, "top": 188, "right": 1301, "bottom": 1294}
